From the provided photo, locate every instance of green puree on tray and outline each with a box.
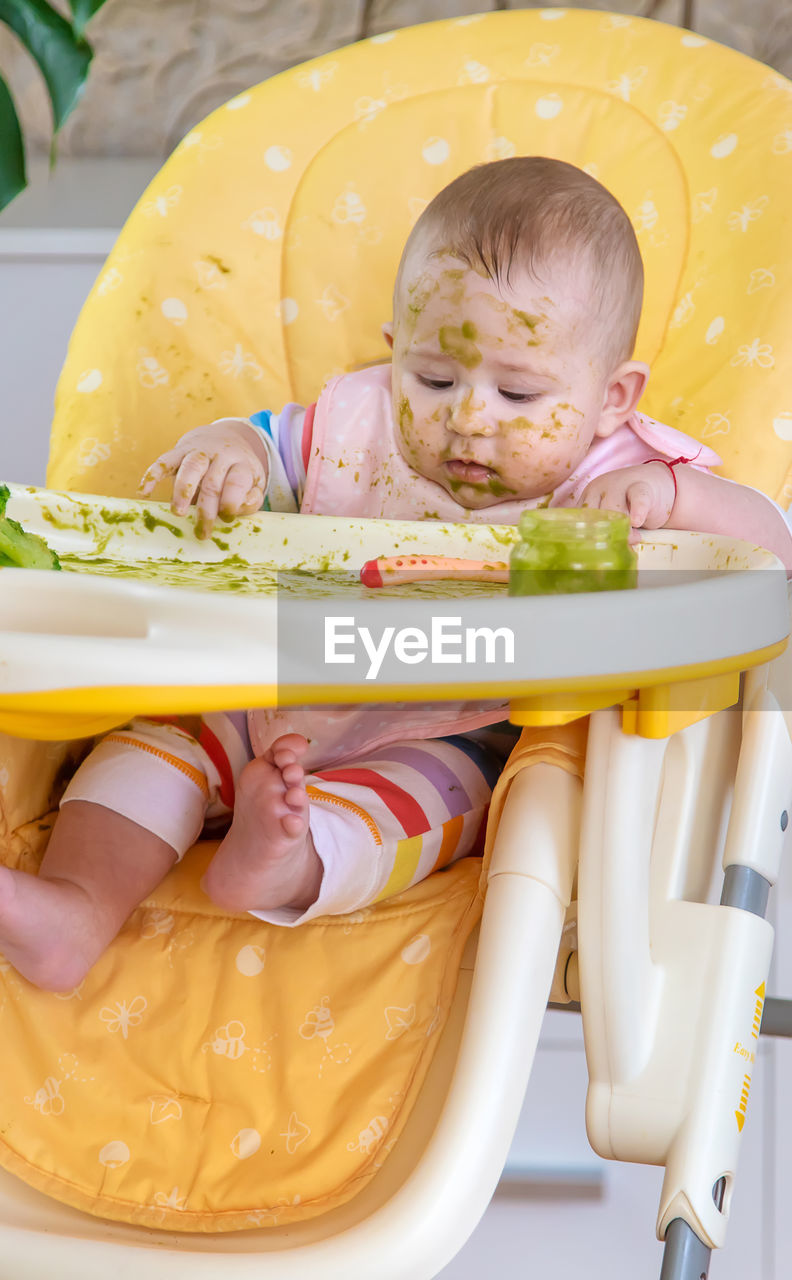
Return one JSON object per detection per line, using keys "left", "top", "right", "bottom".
{"left": 0, "top": 485, "right": 61, "bottom": 570}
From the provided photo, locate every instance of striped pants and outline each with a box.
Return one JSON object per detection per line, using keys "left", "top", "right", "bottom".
{"left": 61, "top": 714, "right": 513, "bottom": 926}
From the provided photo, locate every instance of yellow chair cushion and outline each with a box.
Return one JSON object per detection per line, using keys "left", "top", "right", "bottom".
{"left": 48, "top": 9, "right": 792, "bottom": 504}
{"left": 0, "top": 761, "right": 481, "bottom": 1230}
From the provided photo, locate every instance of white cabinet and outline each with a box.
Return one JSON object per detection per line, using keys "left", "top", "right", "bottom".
{"left": 0, "top": 239, "right": 108, "bottom": 485}
{"left": 0, "top": 160, "right": 158, "bottom": 486}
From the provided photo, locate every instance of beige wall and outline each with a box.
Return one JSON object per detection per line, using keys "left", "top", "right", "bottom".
{"left": 0, "top": 1, "right": 790, "bottom": 160}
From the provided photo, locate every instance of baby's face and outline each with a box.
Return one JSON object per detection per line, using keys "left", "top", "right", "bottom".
{"left": 389, "top": 253, "right": 615, "bottom": 508}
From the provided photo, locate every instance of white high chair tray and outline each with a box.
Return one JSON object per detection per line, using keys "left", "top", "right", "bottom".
{"left": 0, "top": 482, "right": 787, "bottom": 720}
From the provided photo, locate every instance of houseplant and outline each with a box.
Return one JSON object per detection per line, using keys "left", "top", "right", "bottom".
{"left": 0, "top": 0, "right": 110, "bottom": 211}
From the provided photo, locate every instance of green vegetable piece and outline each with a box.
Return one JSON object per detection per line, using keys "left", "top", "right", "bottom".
{"left": 0, "top": 513, "right": 61, "bottom": 569}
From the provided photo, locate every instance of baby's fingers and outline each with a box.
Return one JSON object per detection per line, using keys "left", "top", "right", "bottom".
{"left": 580, "top": 484, "right": 606, "bottom": 510}
{"left": 217, "top": 462, "right": 265, "bottom": 522}
{"left": 624, "top": 481, "right": 653, "bottom": 528}
{"left": 171, "top": 450, "right": 216, "bottom": 517}
{"left": 586, "top": 487, "right": 631, "bottom": 519}
{"left": 138, "top": 450, "right": 184, "bottom": 497}
{"left": 235, "top": 484, "right": 266, "bottom": 516}
{"left": 192, "top": 454, "right": 238, "bottom": 536}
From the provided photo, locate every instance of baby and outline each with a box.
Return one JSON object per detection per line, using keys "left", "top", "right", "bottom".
{"left": 2, "top": 156, "right": 790, "bottom": 992}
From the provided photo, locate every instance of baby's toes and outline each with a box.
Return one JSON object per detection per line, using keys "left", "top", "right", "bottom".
{"left": 281, "top": 811, "right": 307, "bottom": 838}
{"left": 280, "top": 760, "right": 305, "bottom": 787}
{"left": 235, "top": 756, "right": 280, "bottom": 805}
{"left": 271, "top": 733, "right": 309, "bottom": 757}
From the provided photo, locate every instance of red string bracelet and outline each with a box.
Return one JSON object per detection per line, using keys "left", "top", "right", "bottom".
{"left": 643, "top": 452, "right": 699, "bottom": 503}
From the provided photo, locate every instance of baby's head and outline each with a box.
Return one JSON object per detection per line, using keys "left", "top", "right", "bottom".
{"left": 384, "top": 156, "right": 648, "bottom": 508}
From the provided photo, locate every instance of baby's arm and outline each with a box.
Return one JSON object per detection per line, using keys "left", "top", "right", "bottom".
{"left": 582, "top": 463, "right": 792, "bottom": 571}
{"left": 668, "top": 466, "right": 792, "bottom": 570}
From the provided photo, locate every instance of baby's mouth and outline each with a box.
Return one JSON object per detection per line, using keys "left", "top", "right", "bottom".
{"left": 444, "top": 459, "right": 493, "bottom": 485}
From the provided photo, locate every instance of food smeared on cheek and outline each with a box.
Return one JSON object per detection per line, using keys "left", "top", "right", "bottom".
{"left": 500, "top": 415, "right": 537, "bottom": 434}
{"left": 438, "top": 321, "right": 482, "bottom": 369}
{"left": 548, "top": 411, "right": 568, "bottom": 437}
{"left": 396, "top": 393, "right": 424, "bottom": 468}
{"left": 501, "top": 404, "right": 582, "bottom": 445}
{"left": 398, "top": 394, "right": 414, "bottom": 433}
{"left": 500, "top": 414, "right": 562, "bottom": 444}
{"left": 546, "top": 404, "right": 587, "bottom": 442}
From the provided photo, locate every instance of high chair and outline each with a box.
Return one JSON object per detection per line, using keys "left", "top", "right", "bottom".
{"left": 1, "top": 9, "right": 791, "bottom": 1278}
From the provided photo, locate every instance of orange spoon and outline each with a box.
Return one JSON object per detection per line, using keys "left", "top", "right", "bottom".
{"left": 361, "top": 554, "right": 509, "bottom": 587}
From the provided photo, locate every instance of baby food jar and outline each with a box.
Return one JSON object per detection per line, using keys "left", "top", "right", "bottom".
{"left": 509, "top": 508, "right": 638, "bottom": 596}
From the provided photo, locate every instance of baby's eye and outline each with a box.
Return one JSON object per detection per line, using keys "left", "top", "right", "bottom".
{"left": 417, "top": 376, "right": 453, "bottom": 390}
{"left": 499, "top": 389, "right": 540, "bottom": 403}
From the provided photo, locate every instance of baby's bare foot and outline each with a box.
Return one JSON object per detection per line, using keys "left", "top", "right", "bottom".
{"left": 202, "top": 733, "right": 323, "bottom": 913}
{"left": 0, "top": 865, "right": 102, "bottom": 991}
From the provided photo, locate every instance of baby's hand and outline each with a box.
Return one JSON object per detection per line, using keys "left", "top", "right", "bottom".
{"left": 139, "top": 419, "right": 269, "bottom": 538}
{"left": 581, "top": 462, "right": 676, "bottom": 532}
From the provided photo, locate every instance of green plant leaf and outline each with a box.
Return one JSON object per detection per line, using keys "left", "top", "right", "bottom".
{"left": 0, "top": 72, "right": 25, "bottom": 210}
{"left": 0, "top": 0, "right": 92, "bottom": 131}
{"left": 67, "top": 0, "right": 110, "bottom": 39}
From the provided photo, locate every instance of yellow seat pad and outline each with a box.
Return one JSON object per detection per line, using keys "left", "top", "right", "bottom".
{"left": 0, "top": 726, "right": 584, "bottom": 1231}
{"left": 0, "top": 799, "right": 481, "bottom": 1231}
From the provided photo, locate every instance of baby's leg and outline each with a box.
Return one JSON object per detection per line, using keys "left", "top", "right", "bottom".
{"left": 203, "top": 730, "right": 506, "bottom": 919}
{"left": 202, "top": 734, "right": 322, "bottom": 913}
{"left": 0, "top": 801, "right": 177, "bottom": 991}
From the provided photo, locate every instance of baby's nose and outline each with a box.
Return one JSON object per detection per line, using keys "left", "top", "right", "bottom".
{"left": 449, "top": 391, "right": 490, "bottom": 435}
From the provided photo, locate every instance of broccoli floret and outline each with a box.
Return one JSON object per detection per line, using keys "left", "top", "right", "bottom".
{"left": 0, "top": 502, "right": 61, "bottom": 570}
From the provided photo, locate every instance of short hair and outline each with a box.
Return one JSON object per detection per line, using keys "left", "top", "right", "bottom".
{"left": 396, "top": 156, "right": 644, "bottom": 366}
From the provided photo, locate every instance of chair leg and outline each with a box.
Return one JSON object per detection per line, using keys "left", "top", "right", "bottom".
{"left": 659, "top": 862, "right": 772, "bottom": 1279}
{"left": 760, "top": 997, "right": 792, "bottom": 1037}
{"left": 660, "top": 1218, "right": 711, "bottom": 1280}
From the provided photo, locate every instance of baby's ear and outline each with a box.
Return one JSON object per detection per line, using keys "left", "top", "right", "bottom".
{"left": 594, "top": 360, "right": 650, "bottom": 438}
{"left": 382, "top": 322, "right": 394, "bottom": 350}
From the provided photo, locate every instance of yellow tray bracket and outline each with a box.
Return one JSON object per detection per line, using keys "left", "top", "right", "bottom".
{"left": 621, "top": 669, "right": 742, "bottom": 739}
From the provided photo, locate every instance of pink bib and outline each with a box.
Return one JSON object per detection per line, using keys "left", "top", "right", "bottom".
{"left": 301, "top": 365, "right": 721, "bottom": 521}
